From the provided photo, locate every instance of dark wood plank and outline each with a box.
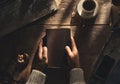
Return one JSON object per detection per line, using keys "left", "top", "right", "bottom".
{"left": 0, "top": 0, "right": 113, "bottom": 83}
{"left": 36, "top": 0, "right": 78, "bottom": 25}
{"left": 0, "top": 24, "right": 46, "bottom": 82}
{"left": 111, "top": 5, "right": 120, "bottom": 28}
{"left": 0, "top": 0, "right": 57, "bottom": 38}
{"left": 73, "top": 24, "right": 111, "bottom": 80}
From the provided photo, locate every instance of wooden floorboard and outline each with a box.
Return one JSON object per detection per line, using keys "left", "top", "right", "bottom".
{"left": 0, "top": 0, "right": 114, "bottom": 83}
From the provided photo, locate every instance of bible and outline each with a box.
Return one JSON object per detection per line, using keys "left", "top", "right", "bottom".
{"left": 44, "top": 28, "right": 71, "bottom": 68}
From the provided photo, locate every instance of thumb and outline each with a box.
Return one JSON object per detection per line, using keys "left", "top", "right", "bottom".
{"left": 43, "top": 46, "right": 48, "bottom": 63}
{"left": 65, "top": 46, "right": 73, "bottom": 58}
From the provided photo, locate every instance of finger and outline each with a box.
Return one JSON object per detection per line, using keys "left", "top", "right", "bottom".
{"left": 43, "top": 46, "right": 48, "bottom": 63}
{"left": 65, "top": 46, "right": 73, "bottom": 58}
{"left": 71, "top": 37, "right": 77, "bottom": 51}
{"left": 38, "top": 40, "right": 43, "bottom": 59}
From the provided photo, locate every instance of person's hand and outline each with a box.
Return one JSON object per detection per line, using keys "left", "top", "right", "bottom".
{"left": 38, "top": 40, "right": 48, "bottom": 64}
{"left": 65, "top": 37, "right": 80, "bottom": 68}
{"left": 33, "top": 40, "right": 48, "bottom": 71}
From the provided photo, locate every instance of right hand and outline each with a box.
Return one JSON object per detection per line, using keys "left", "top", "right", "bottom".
{"left": 65, "top": 37, "right": 80, "bottom": 68}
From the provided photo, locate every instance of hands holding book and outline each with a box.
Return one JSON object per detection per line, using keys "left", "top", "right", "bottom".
{"left": 26, "top": 37, "right": 85, "bottom": 84}
{"left": 37, "top": 36, "right": 80, "bottom": 71}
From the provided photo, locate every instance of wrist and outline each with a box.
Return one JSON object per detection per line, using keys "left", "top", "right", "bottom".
{"left": 26, "top": 69, "right": 46, "bottom": 84}
{"left": 32, "top": 63, "right": 48, "bottom": 72}
{"left": 71, "top": 62, "right": 80, "bottom": 68}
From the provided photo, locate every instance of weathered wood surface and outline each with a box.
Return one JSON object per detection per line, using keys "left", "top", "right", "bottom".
{"left": 38, "top": 0, "right": 112, "bottom": 25}
{"left": 0, "top": 0, "right": 113, "bottom": 83}
{"left": 111, "top": 5, "right": 120, "bottom": 28}
{"left": 0, "top": 0, "right": 57, "bottom": 38}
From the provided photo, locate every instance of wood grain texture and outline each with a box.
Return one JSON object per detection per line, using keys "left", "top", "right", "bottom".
{"left": 0, "top": 0, "right": 57, "bottom": 38}
{"left": 111, "top": 6, "right": 120, "bottom": 28}
{"left": 37, "top": 0, "right": 77, "bottom": 25}
{"left": 0, "top": 0, "right": 113, "bottom": 83}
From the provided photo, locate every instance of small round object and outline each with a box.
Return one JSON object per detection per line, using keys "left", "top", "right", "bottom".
{"left": 17, "top": 53, "right": 29, "bottom": 64}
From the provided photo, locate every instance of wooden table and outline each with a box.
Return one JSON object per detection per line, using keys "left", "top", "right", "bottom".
{"left": 0, "top": 0, "right": 113, "bottom": 83}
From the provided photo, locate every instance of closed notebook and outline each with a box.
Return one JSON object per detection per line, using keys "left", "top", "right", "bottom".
{"left": 44, "top": 28, "right": 71, "bottom": 67}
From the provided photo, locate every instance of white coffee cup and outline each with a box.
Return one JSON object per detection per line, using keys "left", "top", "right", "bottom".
{"left": 77, "top": 0, "right": 99, "bottom": 19}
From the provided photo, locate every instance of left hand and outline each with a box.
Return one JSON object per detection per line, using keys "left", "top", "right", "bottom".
{"left": 33, "top": 40, "right": 48, "bottom": 71}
